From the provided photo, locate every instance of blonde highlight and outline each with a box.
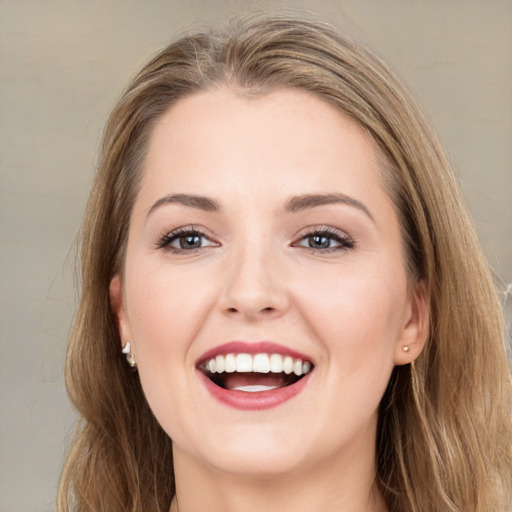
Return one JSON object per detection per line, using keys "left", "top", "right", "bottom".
{"left": 59, "top": 14, "right": 512, "bottom": 511}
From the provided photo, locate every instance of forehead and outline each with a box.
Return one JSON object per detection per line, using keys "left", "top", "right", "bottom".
{"left": 140, "top": 88, "right": 385, "bottom": 202}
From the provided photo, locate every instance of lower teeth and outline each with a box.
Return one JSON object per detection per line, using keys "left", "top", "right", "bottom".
{"left": 232, "top": 384, "right": 278, "bottom": 392}
{"left": 207, "top": 370, "right": 306, "bottom": 391}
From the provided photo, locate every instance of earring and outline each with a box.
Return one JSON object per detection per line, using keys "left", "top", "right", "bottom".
{"left": 122, "top": 341, "right": 137, "bottom": 368}
{"left": 402, "top": 345, "right": 410, "bottom": 353}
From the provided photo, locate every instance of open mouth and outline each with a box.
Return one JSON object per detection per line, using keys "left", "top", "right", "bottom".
{"left": 198, "top": 353, "right": 314, "bottom": 392}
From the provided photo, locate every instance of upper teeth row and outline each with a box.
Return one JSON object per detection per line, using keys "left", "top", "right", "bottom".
{"left": 205, "top": 353, "right": 312, "bottom": 376}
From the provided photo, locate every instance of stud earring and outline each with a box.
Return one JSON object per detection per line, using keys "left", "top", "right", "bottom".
{"left": 402, "top": 345, "right": 410, "bottom": 353}
{"left": 122, "top": 341, "right": 137, "bottom": 368}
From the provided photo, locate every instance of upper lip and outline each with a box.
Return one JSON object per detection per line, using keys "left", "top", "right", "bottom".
{"left": 196, "top": 341, "right": 313, "bottom": 367}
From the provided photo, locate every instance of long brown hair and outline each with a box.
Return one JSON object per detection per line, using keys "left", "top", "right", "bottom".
{"left": 58, "top": 14, "right": 512, "bottom": 512}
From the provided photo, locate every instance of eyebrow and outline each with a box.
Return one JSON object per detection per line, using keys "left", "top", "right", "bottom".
{"left": 284, "top": 193, "right": 374, "bottom": 221}
{"left": 146, "top": 192, "right": 373, "bottom": 221}
{"left": 147, "top": 193, "right": 221, "bottom": 217}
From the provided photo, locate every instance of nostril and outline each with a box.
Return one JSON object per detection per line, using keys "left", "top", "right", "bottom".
{"left": 225, "top": 306, "right": 276, "bottom": 315}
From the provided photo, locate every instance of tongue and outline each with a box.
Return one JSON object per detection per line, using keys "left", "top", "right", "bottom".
{"left": 223, "top": 373, "right": 287, "bottom": 392}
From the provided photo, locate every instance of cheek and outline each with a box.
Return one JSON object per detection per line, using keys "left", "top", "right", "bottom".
{"left": 278, "top": 263, "right": 406, "bottom": 454}
{"left": 124, "top": 262, "right": 217, "bottom": 437}
{"left": 294, "top": 262, "right": 407, "bottom": 366}
{"left": 126, "top": 263, "right": 215, "bottom": 361}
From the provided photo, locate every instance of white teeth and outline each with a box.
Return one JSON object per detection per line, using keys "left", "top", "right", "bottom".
{"left": 283, "top": 356, "right": 294, "bottom": 374}
{"left": 215, "top": 354, "right": 225, "bottom": 373}
{"left": 225, "top": 353, "right": 236, "bottom": 373}
{"left": 233, "top": 384, "right": 277, "bottom": 392}
{"left": 253, "top": 353, "right": 270, "bottom": 373}
{"left": 269, "top": 353, "right": 283, "bottom": 373}
{"left": 203, "top": 353, "right": 313, "bottom": 376}
{"left": 235, "top": 353, "right": 253, "bottom": 372}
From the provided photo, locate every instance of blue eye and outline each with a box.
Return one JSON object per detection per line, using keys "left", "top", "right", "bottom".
{"left": 295, "top": 229, "right": 354, "bottom": 251}
{"left": 157, "top": 229, "right": 217, "bottom": 252}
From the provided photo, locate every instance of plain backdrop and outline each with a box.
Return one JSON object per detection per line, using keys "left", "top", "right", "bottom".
{"left": 1, "top": 1, "right": 511, "bottom": 511}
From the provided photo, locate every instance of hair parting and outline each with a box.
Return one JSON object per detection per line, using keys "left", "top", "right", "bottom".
{"left": 59, "top": 13, "right": 512, "bottom": 512}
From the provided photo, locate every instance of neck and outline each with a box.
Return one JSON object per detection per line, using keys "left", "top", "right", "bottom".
{"left": 169, "top": 441, "right": 387, "bottom": 512}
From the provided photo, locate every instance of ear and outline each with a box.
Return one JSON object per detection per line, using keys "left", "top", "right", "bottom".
{"left": 110, "top": 275, "right": 134, "bottom": 350}
{"left": 394, "top": 279, "right": 429, "bottom": 366}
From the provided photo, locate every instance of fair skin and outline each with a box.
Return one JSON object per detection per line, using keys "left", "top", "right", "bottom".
{"left": 110, "top": 88, "right": 428, "bottom": 512}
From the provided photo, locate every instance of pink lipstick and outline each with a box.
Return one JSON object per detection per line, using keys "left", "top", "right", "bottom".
{"left": 196, "top": 341, "right": 314, "bottom": 410}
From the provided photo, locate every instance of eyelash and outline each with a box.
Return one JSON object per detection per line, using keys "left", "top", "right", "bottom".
{"left": 156, "top": 226, "right": 355, "bottom": 253}
{"left": 292, "top": 227, "right": 355, "bottom": 252}
{"left": 156, "top": 227, "right": 218, "bottom": 253}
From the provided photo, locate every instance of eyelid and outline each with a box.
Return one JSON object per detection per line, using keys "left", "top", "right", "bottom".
{"left": 155, "top": 225, "right": 220, "bottom": 252}
{"left": 155, "top": 224, "right": 355, "bottom": 253}
{"left": 291, "top": 225, "right": 355, "bottom": 251}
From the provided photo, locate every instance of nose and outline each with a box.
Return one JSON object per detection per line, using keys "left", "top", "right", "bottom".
{"left": 219, "top": 244, "right": 290, "bottom": 321}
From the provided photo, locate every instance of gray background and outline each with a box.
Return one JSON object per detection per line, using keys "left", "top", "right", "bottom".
{"left": 1, "top": 1, "right": 511, "bottom": 511}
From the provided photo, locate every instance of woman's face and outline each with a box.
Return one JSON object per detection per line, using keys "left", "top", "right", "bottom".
{"left": 111, "top": 88, "right": 427, "bottom": 478}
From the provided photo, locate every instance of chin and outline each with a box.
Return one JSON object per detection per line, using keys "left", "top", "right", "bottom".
{"left": 209, "top": 450, "right": 307, "bottom": 479}
{"left": 173, "top": 425, "right": 313, "bottom": 479}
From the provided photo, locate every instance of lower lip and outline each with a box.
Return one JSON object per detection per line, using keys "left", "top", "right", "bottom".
{"left": 197, "top": 370, "right": 311, "bottom": 410}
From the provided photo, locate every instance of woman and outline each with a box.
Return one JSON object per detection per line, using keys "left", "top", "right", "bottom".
{"left": 58, "top": 14, "right": 512, "bottom": 512}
